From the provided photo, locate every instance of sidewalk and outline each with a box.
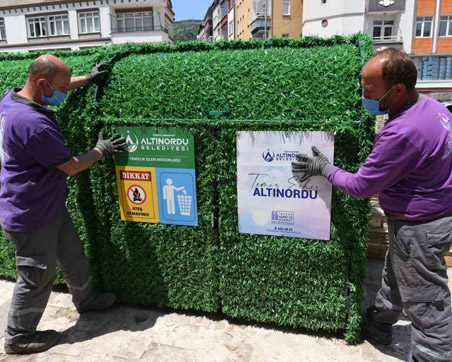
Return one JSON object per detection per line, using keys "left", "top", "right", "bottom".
{"left": 0, "top": 259, "right": 450, "bottom": 362}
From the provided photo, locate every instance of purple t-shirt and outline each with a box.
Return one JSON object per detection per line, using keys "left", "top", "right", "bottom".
{"left": 0, "top": 88, "right": 72, "bottom": 232}
{"left": 328, "top": 95, "right": 452, "bottom": 219}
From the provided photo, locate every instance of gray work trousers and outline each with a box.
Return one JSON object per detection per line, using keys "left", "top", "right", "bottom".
{"left": 372, "top": 216, "right": 452, "bottom": 362}
{"left": 3, "top": 208, "right": 96, "bottom": 343}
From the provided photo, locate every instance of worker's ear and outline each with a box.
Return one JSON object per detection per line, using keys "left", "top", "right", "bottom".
{"left": 36, "top": 78, "right": 51, "bottom": 96}
{"left": 392, "top": 82, "right": 406, "bottom": 97}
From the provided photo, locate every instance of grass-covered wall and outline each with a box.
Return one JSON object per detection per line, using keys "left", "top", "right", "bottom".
{"left": 0, "top": 35, "right": 374, "bottom": 342}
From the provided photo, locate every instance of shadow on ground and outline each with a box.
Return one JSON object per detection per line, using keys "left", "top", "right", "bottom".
{"left": 56, "top": 305, "right": 161, "bottom": 347}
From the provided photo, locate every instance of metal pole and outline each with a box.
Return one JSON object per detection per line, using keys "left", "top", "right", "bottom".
{"left": 264, "top": 0, "right": 267, "bottom": 40}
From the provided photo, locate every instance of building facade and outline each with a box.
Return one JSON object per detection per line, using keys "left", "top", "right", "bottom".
{"left": 303, "top": 0, "right": 414, "bottom": 52}
{"left": 197, "top": 2, "right": 214, "bottom": 41}
{"left": 200, "top": 0, "right": 303, "bottom": 41}
{"left": 303, "top": 0, "right": 452, "bottom": 102}
{"left": 0, "top": 0, "right": 175, "bottom": 53}
{"left": 412, "top": 0, "right": 452, "bottom": 101}
{"left": 212, "top": 0, "right": 222, "bottom": 41}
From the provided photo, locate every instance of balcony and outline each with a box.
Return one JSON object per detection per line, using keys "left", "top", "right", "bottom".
{"left": 368, "top": 0, "right": 405, "bottom": 13}
{"left": 250, "top": 16, "right": 271, "bottom": 35}
{"left": 372, "top": 35, "right": 403, "bottom": 49}
{"left": 111, "top": 25, "right": 169, "bottom": 35}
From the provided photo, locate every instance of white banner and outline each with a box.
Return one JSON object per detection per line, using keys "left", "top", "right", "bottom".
{"left": 236, "top": 131, "right": 334, "bottom": 240}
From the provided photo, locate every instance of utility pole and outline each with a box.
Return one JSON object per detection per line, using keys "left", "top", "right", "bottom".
{"left": 264, "top": 0, "right": 267, "bottom": 40}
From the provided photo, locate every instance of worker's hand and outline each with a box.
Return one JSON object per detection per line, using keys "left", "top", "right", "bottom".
{"left": 87, "top": 62, "right": 111, "bottom": 84}
{"left": 291, "top": 146, "right": 333, "bottom": 181}
{"left": 95, "top": 132, "right": 127, "bottom": 157}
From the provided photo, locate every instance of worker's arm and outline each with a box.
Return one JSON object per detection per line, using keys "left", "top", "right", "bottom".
{"left": 293, "top": 130, "right": 422, "bottom": 199}
{"left": 68, "top": 62, "right": 111, "bottom": 91}
{"left": 327, "top": 131, "right": 421, "bottom": 199}
{"left": 57, "top": 133, "right": 127, "bottom": 176}
{"left": 57, "top": 149, "right": 102, "bottom": 176}
{"left": 68, "top": 76, "right": 88, "bottom": 91}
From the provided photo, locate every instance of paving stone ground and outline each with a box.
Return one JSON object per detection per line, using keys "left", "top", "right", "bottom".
{"left": 0, "top": 259, "right": 450, "bottom": 362}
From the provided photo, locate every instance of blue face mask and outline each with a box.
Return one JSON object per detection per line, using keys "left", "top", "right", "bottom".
{"left": 362, "top": 87, "right": 393, "bottom": 115}
{"left": 41, "top": 81, "right": 67, "bottom": 106}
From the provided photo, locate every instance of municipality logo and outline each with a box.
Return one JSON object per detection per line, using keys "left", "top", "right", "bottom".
{"left": 262, "top": 149, "right": 275, "bottom": 162}
{"left": 439, "top": 113, "right": 450, "bottom": 131}
{"left": 379, "top": 0, "right": 395, "bottom": 6}
{"left": 126, "top": 131, "right": 139, "bottom": 153}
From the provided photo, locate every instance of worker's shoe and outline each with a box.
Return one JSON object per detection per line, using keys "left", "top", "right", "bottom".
{"left": 362, "top": 306, "right": 393, "bottom": 345}
{"left": 4, "top": 330, "right": 60, "bottom": 355}
{"left": 76, "top": 292, "right": 117, "bottom": 314}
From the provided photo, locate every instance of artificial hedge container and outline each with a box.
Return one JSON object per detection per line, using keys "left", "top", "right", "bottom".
{"left": 92, "top": 35, "right": 374, "bottom": 341}
{"left": 0, "top": 34, "right": 374, "bottom": 343}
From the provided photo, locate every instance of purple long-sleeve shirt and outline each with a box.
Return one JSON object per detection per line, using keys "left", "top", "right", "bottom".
{"left": 327, "top": 95, "right": 452, "bottom": 219}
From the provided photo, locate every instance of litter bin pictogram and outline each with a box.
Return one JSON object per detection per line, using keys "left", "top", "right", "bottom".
{"left": 177, "top": 195, "right": 192, "bottom": 216}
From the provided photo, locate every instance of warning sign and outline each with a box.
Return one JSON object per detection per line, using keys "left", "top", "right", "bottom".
{"left": 116, "top": 165, "right": 158, "bottom": 223}
{"left": 127, "top": 185, "right": 146, "bottom": 205}
{"left": 113, "top": 126, "right": 198, "bottom": 226}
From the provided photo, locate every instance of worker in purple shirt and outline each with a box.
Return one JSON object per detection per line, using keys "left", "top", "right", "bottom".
{"left": 292, "top": 48, "right": 452, "bottom": 362}
{"left": 0, "top": 55, "right": 127, "bottom": 355}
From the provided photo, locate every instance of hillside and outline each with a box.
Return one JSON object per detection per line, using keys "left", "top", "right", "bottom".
{"left": 173, "top": 20, "right": 202, "bottom": 42}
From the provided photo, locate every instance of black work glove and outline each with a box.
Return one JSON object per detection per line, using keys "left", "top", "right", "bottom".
{"left": 87, "top": 62, "right": 111, "bottom": 84}
{"left": 291, "top": 146, "right": 333, "bottom": 181}
{"left": 95, "top": 132, "right": 127, "bottom": 157}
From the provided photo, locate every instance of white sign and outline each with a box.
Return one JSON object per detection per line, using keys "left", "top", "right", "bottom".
{"left": 236, "top": 131, "right": 334, "bottom": 240}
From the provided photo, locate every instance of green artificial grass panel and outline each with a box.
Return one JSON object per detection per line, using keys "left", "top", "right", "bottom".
{"left": 88, "top": 120, "right": 220, "bottom": 312}
{"left": 99, "top": 45, "right": 364, "bottom": 121}
{"left": 216, "top": 119, "right": 372, "bottom": 341}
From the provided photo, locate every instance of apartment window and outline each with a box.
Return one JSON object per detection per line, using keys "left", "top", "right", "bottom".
{"left": 373, "top": 20, "right": 393, "bottom": 40}
{"left": 117, "top": 12, "right": 154, "bottom": 32}
{"left": 79, "top": 11, "right": 100, "bottom": 33}
{"left": 415, "top": 16, "right": 433, "bottom": 37}
{"left": 27, "top": 17, "right": 46, "bottom": 38}
{"left": 0, "top": 19, "right": 5, "bottom": 40}
{"left": 48, "top": 15, "right": 69, "bottom": 36}
{"left": 283, "top": 0, "right": 290, "bottom": 15}
{"left": 221, "top": 1, "right": 227, "bottom": 17}
{"left": 282, "top": 34, "right": 289, "bottom": 38}
{"left": 439, "top": 15, "right": 452, "bottom": 37}
{"left": 228, "top": 20, "right": 234, "bottom": 37}
{"left": 27, "top": 14, "right": 69, "bottom": 38}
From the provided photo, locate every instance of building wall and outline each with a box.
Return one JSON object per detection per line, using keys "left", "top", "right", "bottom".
{"left": 272, "top": 0, "right": 303, "bottom": 38}
{"left": 442, "top": 0, "right": 452, "bottom": 13}
{"left": 417, "top": 0, "right": 436, "bottom": 15}
{"left": 414, "top": 37, "right": 433, "bottom": 53}
{"left": 413, "top": 0, "right": 452, "bottom": 54}
{"left": 400, "top": 0, "right": 416, "bottom": 53}
{"left": 212, "top": 1, "right": 222, "bottom": 41}
{"left": 303, "top": 14, "right": 364, "bottom": 37}
{"left": 438, "top": 38, "right": 452, "bottom": 53}
{"left": 236, "top": 0, "right": 253, "bottom": 40}
{"left": 413, "top": 0, "right": 452, "bottom": 101}
{"left": 302, "top": 0, "right": 364, "bottom": 37}
{"left": 0, "top": 0, "right": 174, "bottom": 52}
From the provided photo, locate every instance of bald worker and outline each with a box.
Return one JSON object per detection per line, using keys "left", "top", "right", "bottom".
{"left": 0, "top": 55, "right": 127, "bottom": 354}
{"left": 292, "top": 48, "right": 452, "bottom": 361}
